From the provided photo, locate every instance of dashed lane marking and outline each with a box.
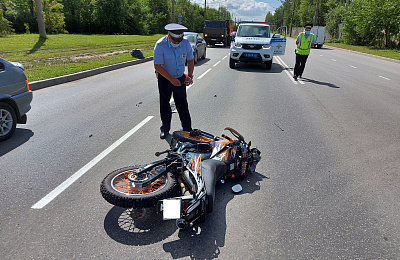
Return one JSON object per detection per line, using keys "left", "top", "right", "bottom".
{"left": 197, "top": 68, "right": 211, "bottom": 79}
{"left": 379, "top": 75, "right": 390, "bottom": 80}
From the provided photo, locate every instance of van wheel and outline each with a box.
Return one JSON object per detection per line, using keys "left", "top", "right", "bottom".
{"left": 265, "top": 59, "right": 272, "bottom": 70}
{"left": 194, "top": 51, "right": 198, "bottom": 64}
{"left": 229, "top": 58, "right": 235, "bottom": 69}
{"left": 0, "top": 103, "right": 17, "bottom": 142}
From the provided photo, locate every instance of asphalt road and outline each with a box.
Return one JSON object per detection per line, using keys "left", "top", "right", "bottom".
{"left": 1, "top": 38, "right": 400, "bottom": 259}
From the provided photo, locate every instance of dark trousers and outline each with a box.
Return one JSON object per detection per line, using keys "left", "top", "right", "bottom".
{"left": 294, "top": 53, "right": 309, "bottom": 77}
{"left": 157, "top": 74, "right": 192, "bottom": 132}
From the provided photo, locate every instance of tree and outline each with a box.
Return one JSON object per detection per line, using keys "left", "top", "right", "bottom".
{"left": 35, "top": 0, "right": 46, "bottom": 37}
{"left": 0, "top": 0, "right": 13, "bottom": 36}
{"left": 43, "top": 0, "right": 65, "bottom": 34}
{"left": 145, "top": 0, "right": 170, "bottom": 34}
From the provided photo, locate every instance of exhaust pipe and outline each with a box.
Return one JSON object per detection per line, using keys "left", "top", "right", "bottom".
{"left": 176, "top": 219, "right": 187, "bottom": 229}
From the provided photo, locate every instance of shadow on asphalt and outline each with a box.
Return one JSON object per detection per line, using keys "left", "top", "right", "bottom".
{"left": 162, "top": 171, "right": 266, "bottom": 259}
{"left": 0, "top": 128, "right": 34, "bottom": 157}
{"left": 103, "top": 171, "right": 267, "bottom": 259}
{"left": 104, "top": 172, "right": 267, "bottom": 259}
{"left": 234, "top": 63, "right": 284, "bottom": 74}
{"left": 301, "top": 77, "right": 340, "bottom": 88}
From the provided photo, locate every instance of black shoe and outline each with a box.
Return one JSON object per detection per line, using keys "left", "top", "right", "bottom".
{"left": 160, "top": 130, "right": 169, "bottom": 139}
{"left": 299, "top": 74, "right": 302, "bottom": 78}
{"left": 293, "top": 75, "right": 298, "bottom": 80}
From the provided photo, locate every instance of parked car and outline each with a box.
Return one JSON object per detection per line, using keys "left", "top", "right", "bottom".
{"left": 0, "top": 57, "right": 33, "bottom": 141}
{"left": 183, "top": 32, "right": 207, "bottom": 64}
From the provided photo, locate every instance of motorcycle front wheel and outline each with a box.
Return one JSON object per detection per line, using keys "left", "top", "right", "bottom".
{"left": 100, "top": 166, "right": 179, "bottom": 208}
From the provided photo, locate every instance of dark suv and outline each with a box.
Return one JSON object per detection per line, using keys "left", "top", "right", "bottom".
{"left": 0, "top": 57, "right": 33, "bottom": 141}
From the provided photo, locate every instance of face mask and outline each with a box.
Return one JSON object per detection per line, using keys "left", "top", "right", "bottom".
{"left": 305, "top": 31, "right": 310, "bottom": 35}
{"left": 170, "top": 42, "right": 180, "bottom": 48}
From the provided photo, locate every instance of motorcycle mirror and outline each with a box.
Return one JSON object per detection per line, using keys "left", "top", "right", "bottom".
{"left": 232, "top": 184, "right": 243, "bottom": 193}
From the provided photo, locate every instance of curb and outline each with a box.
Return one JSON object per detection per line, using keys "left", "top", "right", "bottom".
{"left": 30, "top": 56, "right": 153, "bottom": 91}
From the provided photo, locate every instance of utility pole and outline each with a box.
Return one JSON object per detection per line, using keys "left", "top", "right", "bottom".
{"left": 172, "top": 0, "right": 175, "bottom": 23}
{"left": 313, "top": 0, "right": 320, "bottom": 26}
{"left": 35, "top": 0, "right": 46, "bottom": 38}
{"left": 290, "top": 0, "right": 296, "bottom": 36}
{"left": 204, "top": 0, "right": 206, "bottom": 23}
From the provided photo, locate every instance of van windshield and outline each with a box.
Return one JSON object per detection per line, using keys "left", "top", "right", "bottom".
{"left": 237, "top": 25, "right": 270, "bottom": 38}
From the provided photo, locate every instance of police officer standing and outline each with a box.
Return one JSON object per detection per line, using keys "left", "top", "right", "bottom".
{"left": 293, "top": 23, "right": 315, "bottom": 80}
{"left": 154, "top": 23, "right": 194, "bottom": 139}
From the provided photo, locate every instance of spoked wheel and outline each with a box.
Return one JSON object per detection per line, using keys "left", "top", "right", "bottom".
{"left": 100, "top": 165, "right": 179, "bottom": 208}
{"left": 172, "top": 130, "right": 216, "bottom": 144}
{"left": 0, "top": 103, "right": 17, "bottom": 142}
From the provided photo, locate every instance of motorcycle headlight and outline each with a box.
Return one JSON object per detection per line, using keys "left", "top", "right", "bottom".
{"left": 234, "top": 42, "right": 242, "bottom": 48}
{"left": 262, "top": 44, "right": 271, "bottom": 49}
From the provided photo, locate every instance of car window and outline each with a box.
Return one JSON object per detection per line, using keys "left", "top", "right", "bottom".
{"left": 237, "top": 25, "right": 270, "bottom": 38}
{"left": 185, "top": 35, "right": 196, "bottom": 43}
{"left": 0, "top": 62, "right": 4, "bottom": 72}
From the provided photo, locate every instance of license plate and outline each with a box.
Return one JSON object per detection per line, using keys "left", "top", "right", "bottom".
{"left": 162, "top": 198, "right": 181, "bottom": 220}
{"left": 244, "top": 53, "right": 258, "bottom": 58}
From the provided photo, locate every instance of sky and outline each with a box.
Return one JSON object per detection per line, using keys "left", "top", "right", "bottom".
{"left": 190, "top": 0, "right": 283, "bottom": 22}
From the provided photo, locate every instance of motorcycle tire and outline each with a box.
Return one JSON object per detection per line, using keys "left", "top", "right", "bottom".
{"left": 100, "top": 166, "right": 179, "bottom": 208}
{"left": 172, "top": 130, "right": 215, "bottom": 144}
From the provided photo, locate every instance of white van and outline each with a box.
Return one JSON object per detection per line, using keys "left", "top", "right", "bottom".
{"left": 310, "top": 26, "right": 326, "bottom": 48}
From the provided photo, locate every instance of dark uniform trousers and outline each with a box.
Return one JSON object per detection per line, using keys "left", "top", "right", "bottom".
{"left": 158, "top": 73, "right": 192, "bottom": 132}
{"left": 294, "top": 52, "right": 309, "bottom": 77}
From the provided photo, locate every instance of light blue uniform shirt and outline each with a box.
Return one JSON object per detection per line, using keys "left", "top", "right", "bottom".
{"left": 154, "top": 35, "right": 194, "bottom": 78}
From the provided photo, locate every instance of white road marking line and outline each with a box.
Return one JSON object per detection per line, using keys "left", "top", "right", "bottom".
{"left": 31, "top": 116, "right": 154, "bottom": 209}
{"left": 331, "top": 59, "right": 337, "bottom": 62}
{"left": 197, "top": 68, "right": 211, "bottom": 79}
{"left": 275, "top": 56, "right": 297, "bottom": 84}
{"left": 379, "top": 75, "right": 390, "bottom": 80}
{"left": 213, "top": 60, "right": 221, "bottom": 67}
{"left": 222, "top": 55, "right": 228, "bottom": 60}
{"left": 349, "top": 65, "right": 357, "bottom": 68}
{"left": 276, "top": 56, "right": 305, "bottom": 84}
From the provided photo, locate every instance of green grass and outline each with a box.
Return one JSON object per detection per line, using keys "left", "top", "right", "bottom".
{"left": 324, "top": 41, "right": 400, "bottom": 61}
{"left": 1, "top": 34, "right": 399, "bottom": 82}
{"left": 0, "top": 34, "right": 164, "bottom": 82}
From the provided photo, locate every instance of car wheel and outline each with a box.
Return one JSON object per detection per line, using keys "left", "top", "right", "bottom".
{"left": 0, "top": 102, "right": 17, "bottom": 142}
{"left": 194, "top": 51, "right": 198, "bottom": 64}
{"left": 202, "top": 48, "right": 206, "bottom": 59}
{"left": 229, "top": 57, "right": 235, "bottom": 69}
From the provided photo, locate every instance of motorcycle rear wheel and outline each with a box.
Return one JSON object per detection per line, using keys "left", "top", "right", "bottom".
{"left": 100, "top": 166, "right": 179, "bottom": 208}
{"left": 172, "top": 130, "right": 215, "bottom": 144}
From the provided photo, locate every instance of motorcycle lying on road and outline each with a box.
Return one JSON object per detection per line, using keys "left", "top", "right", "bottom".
{"left": 100, "top": 127, "right": 261, "bottom": 229}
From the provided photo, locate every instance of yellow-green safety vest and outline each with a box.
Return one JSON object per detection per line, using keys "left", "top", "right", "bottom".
{"left": 296, "top": 32, "right": 314, "bottom": 55}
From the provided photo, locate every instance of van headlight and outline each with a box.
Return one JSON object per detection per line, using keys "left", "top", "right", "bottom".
{"left": 234, "top": 42, "right": 242, "bottom": 48}
{"left": 262, "top": 44, "right": 271, "bottom": 49}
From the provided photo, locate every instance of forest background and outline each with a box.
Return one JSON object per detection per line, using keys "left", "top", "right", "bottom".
{"left": 0, "top": 0, "right": 399, "bottom": 81}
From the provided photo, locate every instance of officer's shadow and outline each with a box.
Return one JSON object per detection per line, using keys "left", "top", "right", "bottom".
{"left": 162, "top": 171, "right": 267, "bottom": 259}
{"left": 301, "top": 77, "right": 340, "bottom": 88}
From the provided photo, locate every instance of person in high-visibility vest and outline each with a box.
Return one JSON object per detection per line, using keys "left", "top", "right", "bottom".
{"left": 293, "top": 23, "right": 315, "bottom": 80}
